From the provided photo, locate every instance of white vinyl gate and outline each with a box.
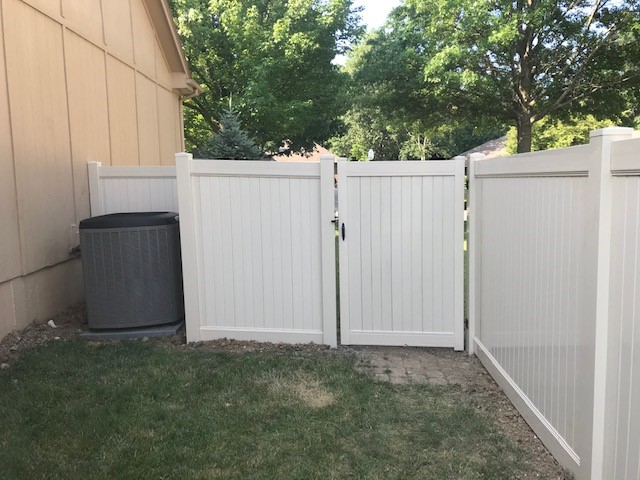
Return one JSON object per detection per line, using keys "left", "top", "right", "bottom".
{"left": 176, "top": 154, "right": 338, "bottom": 346}
{"left": 337, "top": 159, "right": 465, "bottom": 349}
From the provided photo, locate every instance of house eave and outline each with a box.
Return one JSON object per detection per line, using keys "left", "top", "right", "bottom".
{"left": 143, "top": 0, "right": 202, "bottom": 97}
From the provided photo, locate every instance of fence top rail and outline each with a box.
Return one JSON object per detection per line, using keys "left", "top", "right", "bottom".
{"left": 611, "top": 137, "right": 640, "bottom": 176}
{"left": 340, "top": 159, "right": 461, "bottom": 177}
{"left": 189, "top": 159, "right": 321, "bottom": 178}
{"left": 473, "top": 143, "right": 592, "bottom": 178}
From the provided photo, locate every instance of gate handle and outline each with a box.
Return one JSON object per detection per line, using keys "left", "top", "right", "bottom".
{"left": 341, "top": 223, "right": 346, "bottom": 240}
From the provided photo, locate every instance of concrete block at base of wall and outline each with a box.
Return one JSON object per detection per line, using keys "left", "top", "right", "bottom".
{"left": 0, "top": 259, "right": 84, "bottom": 339}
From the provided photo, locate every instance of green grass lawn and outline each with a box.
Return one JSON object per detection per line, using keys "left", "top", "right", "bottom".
{"left": 1, "top": 341, "right": 529, "bottom": 479}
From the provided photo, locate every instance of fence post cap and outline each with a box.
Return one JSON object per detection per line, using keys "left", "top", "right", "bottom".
{"left": 319, "top": 155, "right": 335, "bottom": 163}
{"left": 468, "top": 153, "right": 485, "bottom": 161}
{"left": 589, "top": 126, "right": 634, "bottom": 139}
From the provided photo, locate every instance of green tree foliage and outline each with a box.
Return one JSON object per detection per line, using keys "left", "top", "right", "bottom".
{"left": 328, "top": 108, "right": 404, "bottom": 160}
{"left": 505, "top": 114, "right": 616, "bottom": 153}
{"left": 169, "top": 0, "right": 362, "bottom": 153}
{"left": 341, "top": 0, "right": 640, "bottom": 154}
{"left": 195, "top": 107, "right": 263, "bottom": 159}
{"left": 328, "top": 111, "right": 504, "bottom": 160}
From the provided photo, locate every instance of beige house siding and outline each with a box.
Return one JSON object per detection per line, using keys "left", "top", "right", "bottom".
{"left": 0, "top": 0, "right": 196, "bottom": 338}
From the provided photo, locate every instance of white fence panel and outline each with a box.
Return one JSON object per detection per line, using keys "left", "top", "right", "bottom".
{"left": 473, "top": 168, "right": 590, "bottom": 470}
{"left": 338, "top": 159, "right": 465, "bottom": 349}
{"left": 176, "top": 154, "right": 337, "bottom": 346}
{"left": 603, "top": 138, "right": 640, "bottom": 480}
{"left": 469, "top": 128, "right": 636, "bottom": 480}
{"left": 87, "top": 161, "right": 178, "bottom": 216}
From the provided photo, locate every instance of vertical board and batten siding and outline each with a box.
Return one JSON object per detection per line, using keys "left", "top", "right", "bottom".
{"left": 603, "top": 137, "right": 640, "bottom": 480}
{"left": 4, "top": 0, "right": 77, "bottom": 273}
{"left": 176, "top": 155, "right": 337, "bottom": 346}
{"left": 338, "top": 159, "right": 465, "bottom": 349}
{"left": 0, "top": 0, "right": 189, "bottom": 338}
{"left": 1, "top": 0, "right": 184, "bottom": 272}
{"left": 470, "top": 144, "right": 597, "bottom": 476}
{"left": 0, "top": 0, "right": 21, "bottom": 287}
{"left": 88, "top": 162, "right": 179, "bottom": 216}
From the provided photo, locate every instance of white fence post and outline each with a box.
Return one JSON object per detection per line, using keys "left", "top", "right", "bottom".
{"left": 175, "top": 152, "right": 201, "bottom": 343}
{"left": 467, "top": 152, "right": 484, "bottom": 355}
{"left": 588, "top": 127, "right": 634, "bottom": 479}
{"left": 87, "top": 161, "right": 103, "bottom": 216}
{"left": 453, "top": 155, "right": 466, "bottom": 351}
{"left": 320, "top": 155, "right": 338, "bottom": 347}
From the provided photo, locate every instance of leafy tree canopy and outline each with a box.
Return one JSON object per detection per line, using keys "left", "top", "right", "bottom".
{"left": 169, "top": 0, "right": 363, "bottom": 153}
{"left": 328, "top": 109, "right": 505, "bottom": 160}
{"left": 341, "top": 0, "right": 640, "bottom": 154}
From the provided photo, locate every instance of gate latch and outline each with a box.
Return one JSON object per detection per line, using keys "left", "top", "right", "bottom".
{"left": 341, "top": 223, "right": 346, "bottom": 240}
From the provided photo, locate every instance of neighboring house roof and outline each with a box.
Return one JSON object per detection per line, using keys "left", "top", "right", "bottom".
{"left": 272, "top": 144, "right": 337, "bottom": 162}
{"left": 457, "top": 136, "right": 508, "bottom": 159}
{"left": 144, "top": 0, "right": 202, "bottom": 96}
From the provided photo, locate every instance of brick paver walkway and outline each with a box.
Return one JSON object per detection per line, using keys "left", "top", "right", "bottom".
{"left": 355, "top": 346, "right": 488, "bottom": 385}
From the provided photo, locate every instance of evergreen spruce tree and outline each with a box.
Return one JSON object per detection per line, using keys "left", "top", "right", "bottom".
{"left": 196, "top": 107, "right": 262, "bottom": 160}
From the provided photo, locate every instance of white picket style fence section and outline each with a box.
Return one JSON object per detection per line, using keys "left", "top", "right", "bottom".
{"left": 337, "top": 158, "right": 465, "bottom": 349}
{"left": 468, "top": 127, "right": 639, "bottom": 480}
{"left": 87, "top": 161, "right": 178, "bottom": 216}
{"left": 175, "top": 154, "right": 338, "bottom": 346}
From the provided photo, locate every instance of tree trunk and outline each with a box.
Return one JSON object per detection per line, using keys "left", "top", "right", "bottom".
{"left": 516, "top": 115, "right": 533, "bottom": 153}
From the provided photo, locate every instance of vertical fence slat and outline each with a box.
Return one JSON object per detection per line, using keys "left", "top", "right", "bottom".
{"left": 380, "top": 176, "right": 393, "bottom": 334}
{"left": 410, "top": 175, "right": 423, "bottom": 334}
{"left": 390, "top": 176, "right": 403, "bottom": 332}
{"left": 370, "top": 176, "right": 383, "bottom": 332}
{"left": 259, "top": 177, "right": 274, "bottom": 331}
{"left": 360, "top": 177, "right": 373, "bottom": 331}
{"left": 401, "top": 176, "right": 412, "bottom": 333}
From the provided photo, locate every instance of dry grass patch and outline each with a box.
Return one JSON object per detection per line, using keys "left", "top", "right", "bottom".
{"left": 261, "top": 371, "right": 337, "bottom": 409}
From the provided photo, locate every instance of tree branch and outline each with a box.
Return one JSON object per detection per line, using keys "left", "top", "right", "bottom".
{"left": 183, "top": 101, "right": 219, "bottom": 131}
{"left": 543, "top": 73, "right": 640, "bottom": 116}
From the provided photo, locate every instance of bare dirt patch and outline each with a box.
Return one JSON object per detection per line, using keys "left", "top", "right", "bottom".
{"left": 0, "top": 303, "right": 86, "bottom": 365}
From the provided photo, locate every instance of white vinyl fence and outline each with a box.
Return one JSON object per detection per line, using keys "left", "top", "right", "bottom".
{"left": 468, "top": 127, "right": 640, "bottom": 480}
{"left": 176, "top": 154, "right": 337, "bottom": 346}
{"left": 86, "top": 132, "right": 640, "bottom": 479}
{"left": 603, "top": 136, "right": 640, "bottom": 480}
{"left": 337, "top": 159, "right": 465, "bottom": 349}
{"left": 87, "top": 161, "right": 178, "bottom": 216}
